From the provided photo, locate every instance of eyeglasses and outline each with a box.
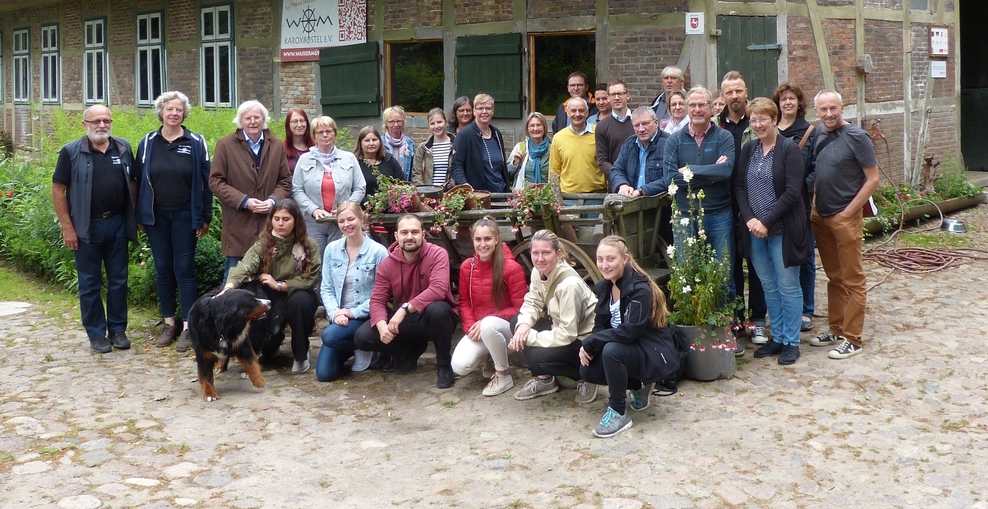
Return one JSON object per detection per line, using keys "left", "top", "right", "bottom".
{"left": 314, "top": 129, "right": 335, "bottom": 136}
{"left": 749, "top": 116, "right": 774, "bottom": 126}
{"left": 386, "top": 120, "right": 403, "bottom": 126}
{"left": 609, "top": 91, "right": 628, "bottom": 97}
{"left": 84, "top": 119, "right": 112, "bottom": 126}
{"left": 687, "top": 102, "right": 710, "bottom": 110}
{"left": 290, "top": 119, "right": 307, "bottom": 125}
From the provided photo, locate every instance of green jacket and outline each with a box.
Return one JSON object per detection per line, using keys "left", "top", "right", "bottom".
{"left": 227, "top": 234, "right": 321, "bottom": 295}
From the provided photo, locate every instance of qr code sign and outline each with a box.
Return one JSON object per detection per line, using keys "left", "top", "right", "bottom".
{"left": 339, "top": 0, "right": 366, "bottom": 42}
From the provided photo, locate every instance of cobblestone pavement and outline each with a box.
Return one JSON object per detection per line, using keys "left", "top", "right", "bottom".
{"left": 2, "top": 204, "right": 988, "bottom": 509}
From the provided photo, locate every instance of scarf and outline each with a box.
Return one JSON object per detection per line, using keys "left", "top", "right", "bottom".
{"left": 526, "top": 137, "right": 550, "bottom": 184}
{"left": 310, "top": 145, "right": 337, "bottom": 167}
{"left": 384, "top": 132, "right": 411, "bottom": 169}
{"left": 272, "top": 230, "right": 307, "bottom": 273}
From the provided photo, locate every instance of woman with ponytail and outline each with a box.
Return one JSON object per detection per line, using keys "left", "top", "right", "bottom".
{"left": 578, "top": 235, "right": 684, "bottom": 438}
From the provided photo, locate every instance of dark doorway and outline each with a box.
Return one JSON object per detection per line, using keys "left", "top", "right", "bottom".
{"left": 530, "top": 33, "right": 596, "bottom": 116}
{"left": 960, "top": 1, "right": 988, "bottom": 170}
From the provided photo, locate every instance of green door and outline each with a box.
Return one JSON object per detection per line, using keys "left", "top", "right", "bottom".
{"left": 716, "top": 16, "right": 779, "bottom": 99}
{"left": 319, "top": 41, "right": 381, "bottom": 118}
{"left": 455, "top": 33, "right": 524, "bottom": 119}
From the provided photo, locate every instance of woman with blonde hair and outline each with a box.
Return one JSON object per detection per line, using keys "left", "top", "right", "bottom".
{"left": 382, "top": 105, "right": 415, "bottom": 180}
{"left": 579, "top": 236, "right": 686, "bottom": 438}
{"left": 411, "top": 108, "right": 456, "bottom": 189}
{"left": 509, "top": 230, "right": 598, "bottom": 403}
{"left": 449, "top": 93, "right": 510, "bottom": 192}
{"left": 292, "top": 115, "right": 365, "bottom": 256}
{"left": 507, "top": 111, "right": 551, "bottom": 190}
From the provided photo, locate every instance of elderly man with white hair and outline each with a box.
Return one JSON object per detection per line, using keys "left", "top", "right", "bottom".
{"left": 209, "top": 100, "right": 292, "bottom": 279}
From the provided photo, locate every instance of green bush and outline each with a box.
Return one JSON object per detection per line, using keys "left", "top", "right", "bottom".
{"left": 195, "top": 235, "right": 226, "bottom": 296}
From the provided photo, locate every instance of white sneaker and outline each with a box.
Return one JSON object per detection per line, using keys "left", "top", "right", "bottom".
{"left": 482, "top": 373, "right": 514, "bottom": 396}
{"left": 292, "top": 352, "right": 311, "bottom": 374}
{"left": 352, "top": 350, "right": 373, "bottom": 372}
{"left": 751, "top": 326, "right": 768, "bottom": 345}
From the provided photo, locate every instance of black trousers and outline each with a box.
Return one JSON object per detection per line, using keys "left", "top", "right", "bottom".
{"left": 353, "top": 301, "right": 456, "bottom": 367}
{"left": 580, "top": 341, "right": 645, "bottom": 415}
{"left": 243, "top": 282, "right": 318, "bottom": 362}
{"left": 522, "top": 341, "right": 583, "bottom": 381}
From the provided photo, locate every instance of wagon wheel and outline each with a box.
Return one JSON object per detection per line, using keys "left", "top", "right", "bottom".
{"left": 511, "top": 238, "right": 602, "bottom": 286}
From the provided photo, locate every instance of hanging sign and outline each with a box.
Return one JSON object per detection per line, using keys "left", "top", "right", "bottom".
{"left": 281, "top": 0, "right": 366, "bottom": 62}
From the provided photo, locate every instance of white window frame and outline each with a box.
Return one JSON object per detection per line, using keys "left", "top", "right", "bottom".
{"left": 200, "top": 5, "right": 235, "bottom": 107}
{"left": 13, "top": 29, "right": 30, "bottom": 103}
{"left": 41, "top": 25, "right": 60, "bottom": 104}
{"left": 136, "top": 12, "right": 165, "bottom": 107}
{"left": 84, "top": 19, "right": 107, "bottom": 104}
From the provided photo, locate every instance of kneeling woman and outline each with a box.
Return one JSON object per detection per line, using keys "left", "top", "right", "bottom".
{"left": 316, "top": 201, "right": 388, "bottom": 382}
{"left": 222, "top": 199, "right": 321, "bottom": 374}
{"left": 509, "top": 230, "right": 598, "bottom": 403}
{"left": 450, "top": 217, "right": 528, "bottom": 396}
{"left": 579, "top": 236, "right": 682, "bottom": 438}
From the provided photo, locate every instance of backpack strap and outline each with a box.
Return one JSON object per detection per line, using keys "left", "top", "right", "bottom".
{"left": 798, "top": 124, "right": 815, "bottom": 150}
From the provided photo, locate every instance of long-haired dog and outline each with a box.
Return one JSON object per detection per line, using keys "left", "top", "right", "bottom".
{"left": 189, "top": 288, "right": 271, "bottom": 401}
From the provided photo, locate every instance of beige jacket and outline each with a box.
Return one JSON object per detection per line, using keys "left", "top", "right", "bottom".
{"left": 517, "top": 260, "right": 597, "bottom": 348}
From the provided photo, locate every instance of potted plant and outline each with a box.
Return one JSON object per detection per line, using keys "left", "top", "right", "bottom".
{"left": 365, "top": 168, "right": 426, "bottom": 216}
{"left": 429, "top": 184, "right": 474, "bottom": 232}
{"left": 506, "top": 177, "right": 562, "bottom": 229}
{"left": 666, "top": 166, "right": 738, "bottom": 381}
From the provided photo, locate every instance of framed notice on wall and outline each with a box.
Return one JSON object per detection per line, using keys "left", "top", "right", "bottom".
{"left": 929, "top": 26, "right": 949, "bottom": 57}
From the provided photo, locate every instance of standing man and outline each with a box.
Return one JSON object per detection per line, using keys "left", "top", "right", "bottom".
{"left": 807, "top": 90, "right": 880, "bottom": 359}
{"left": 551, "top": 72, "right": 598, "bottom": 134}
{"left": 650, "top": 66, "right": 685, "bottom": 126}
{"left": 719, "top": 70, "right": 767, "bottom": 346}
{"left": 589, "top": 83, "right": 611, "bottom": 126}
{"left": 549, "top": 97, "right": 607, "bottom": 196}
{"left": 52, "top": 105, "right": 137, "bottom": 353}
{"left": 209, "top": 100, "right": 292, "bottom": 281}
{"left": 595, "top": 80, "right": 636, "bottom": 178}
{"left": 610, "top": 107, "right": 668, "bottom": 198}
{"left": 354, "top": 214, "right": 459, "bottom": 388}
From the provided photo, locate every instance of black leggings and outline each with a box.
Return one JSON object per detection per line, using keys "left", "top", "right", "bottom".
{"left": 242, "top": 282, "right": 318, "bottom": 362}
{"left": 579, "top": 341, "right": 644, "bottom": 415}
{"left": 353, "top": 301, "right": 457, "bottom": 367}
{"left": 522, "top": 341, "right": 583, "bottom": 381}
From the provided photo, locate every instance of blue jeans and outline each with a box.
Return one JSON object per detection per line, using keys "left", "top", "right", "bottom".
{"left": 222, "top": 256, "right": 243, "bottom": 284}
{"left": 674, "top": 209, "right": 736, "bottom": 302}
{"left": 799, "top": 229, "right": 817, "bottom": 318}
{"left": 144, "top": 209, "right": 198, "bottom": 321}
{"left": 317, "top": 319, "right": 365, "bottom": 382}
{"left": 74, "top": 214, "right": 129, "bottom": 340}
{"left": 747, "top": 234, "right": 802, "bottom": 346}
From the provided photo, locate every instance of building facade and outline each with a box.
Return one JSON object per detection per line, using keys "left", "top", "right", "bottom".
{"left": 0, "top": 0, "right": 965, "bottom": 182}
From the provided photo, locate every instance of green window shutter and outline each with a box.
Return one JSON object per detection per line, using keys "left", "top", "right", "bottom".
{"left": 716, "top": 16, "right": 779, "bottom": 99}
{"left": 320, "top": 41, "right": 380, "bottom": 118}
{"left": 455, "top": 33, "right": 523, "bottom": 119}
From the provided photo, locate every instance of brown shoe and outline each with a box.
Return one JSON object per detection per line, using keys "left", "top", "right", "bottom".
{"left": 175, "top": 329, "right": 193, "bottom": 353}
{"left": 155, "top": 322, "right": 182, "bottom": 348}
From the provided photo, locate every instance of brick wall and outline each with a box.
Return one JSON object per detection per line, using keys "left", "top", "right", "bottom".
{"left": 109, "top": 53, "right": 135, "bottom": 107}
{"left": 529, "top": 0, "right": 594, "bottom": 20}
{"left": 608, "top": 0, "right": 688, "bottom": 16}
{"left": 863, "top": 0, "right": 903, "bottom": 8}
{"left": 279, "top": 61, "right": 318, "bottom": 116}
{"left": 168, "top": 0, "right": 198, "bottom": 43}
{"left": 606, "top": 27, "right": 686, "bottom": 104}
{"left": 167, "top": 50, "right": 199, "bottom": 104}
{"left": 922, "top": 106, "right": 959, "bottom": 162}
{"left": 821, "top": 18, "right": 857, "bottom": 104}
{"left": 238, "top": 0, "right": 273, "bottom": 39}
{"left": 108, "top": 0, "right": 134, "bottom": 46}
{"left": 864, "top": 20, "right": 903, "bottom": 103}
{"left": 238, "top": 46, "right": 275, "bottom": 107}
{"left": 384, "top": 0, "right": 441, "bottom": 30}
{"left": 786, "top": 16, "right": 825, "bottom": 95}
{"left": 817, "top": 0, "right": 855, "bottom": 5}
{"left": 454, "top": 0, "right": 511, "bottom": 25}
{"left": 866, "top": 114, "right": 905, "bottom": 182}
{"left": 366, "top": 0, "right": 375, "bottom": 33}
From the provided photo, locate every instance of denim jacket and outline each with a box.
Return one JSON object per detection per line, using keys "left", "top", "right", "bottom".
{"left": 292, "top": 149, "right": 366, "bottom": 218}
{"left": 320, "top": 233, "right": 388, "bottom": 320}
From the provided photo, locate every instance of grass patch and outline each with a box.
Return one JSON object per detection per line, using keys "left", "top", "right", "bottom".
{"left": 895, "top": 232, "right": 968, "bottom": 249}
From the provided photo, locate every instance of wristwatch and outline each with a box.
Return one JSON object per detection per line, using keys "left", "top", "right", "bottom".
{"left": 401, "top": 302, "right": 411, "bottom": 312}
{"left": 276, "top": 281, "right": 284, "bottom": 291}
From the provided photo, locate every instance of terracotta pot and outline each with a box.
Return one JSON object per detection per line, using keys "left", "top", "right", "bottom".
{"left": 679, "top": 324, "right": 737, "bottom": 381}
{"left": 471, "top": 190, "right": 492, "bottom": 209}
{"left": 410, "top": 193, "right": 432, "bottom": 212}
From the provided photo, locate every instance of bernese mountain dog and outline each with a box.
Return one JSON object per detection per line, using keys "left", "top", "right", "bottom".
{"left": 188, "top": 288, "right": 271, "bottom": 401}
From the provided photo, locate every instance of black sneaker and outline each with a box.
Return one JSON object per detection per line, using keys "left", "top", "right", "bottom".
{"left": 810, "top": 331, "right": 837, "bottom": 347}
{"left": 828, "top": 338, "right": 862, "bottom": 359}
{"left": 754, "top": 340, "right": 784, "bottom": 358}
{"left": 436, "top": 365, "right": 454, "bottom": 389}
{"left": 779, "top": 345, "right": 801, "bottom": 365}
{"left": 395, "top": 354, "right": 418, "bottom": 374}
{"left": 110, "top": 332, "right": 131, "bottom": 350}
{"left": 90, "top": 337, "right": 112, "bottom": 354}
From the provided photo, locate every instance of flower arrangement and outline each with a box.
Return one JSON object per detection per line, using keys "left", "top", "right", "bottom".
{"left": 428, "top": 185, "right": 473, "bottom": 231}
{"left": 365, "top": 165, "right": 420, "bottom": 216}
{"left": 666, "top": 165, "right": 738, "bottom": 349}
{"left": 506, "top": 174, "right": 563, "bottom": 228}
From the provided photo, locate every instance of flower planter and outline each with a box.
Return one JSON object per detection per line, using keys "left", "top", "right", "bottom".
{"left": 864, "top": 194, "right": 985, "bottom": 234}
{"left": 679, "top": 324, "right": 737, "bottom": 381}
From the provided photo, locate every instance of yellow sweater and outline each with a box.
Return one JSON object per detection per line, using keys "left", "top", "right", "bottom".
{"left": 549, "top": 125, "right": 607, "bottom": 193}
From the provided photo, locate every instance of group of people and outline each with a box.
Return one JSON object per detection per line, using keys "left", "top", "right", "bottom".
{"left": 52, "top": 66, "right": 879, "bottom": 436}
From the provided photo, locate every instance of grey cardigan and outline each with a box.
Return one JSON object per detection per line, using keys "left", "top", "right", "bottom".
{"left": 292, "top": 149, "right": 366, "bottom": 217}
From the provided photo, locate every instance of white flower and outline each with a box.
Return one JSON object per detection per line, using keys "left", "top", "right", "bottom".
{"left": 667, "top": 182, "right": 679, "bottom": 195}
{"left": 666, "top": 245, "right": 676, "bottom": 258}
{"left": 682, "top": 285, "right": 692, "bottom": 294}
{"left": 697, "top": 189, "right": 705, "bottom": 200}
{"left": 686, "top": 237, "right": 696, "bottom": 246}
{"left": 681, "top": 166, "right": 694, "bottom": 183}
{"left": 679, "top": 218, "right": 690, "bottom": 226}
{"left": 698, "top": 229, "right": 707, "bottom": 240}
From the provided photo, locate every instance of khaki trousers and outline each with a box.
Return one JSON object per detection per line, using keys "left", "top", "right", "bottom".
{"left": 810, "top": 207, "right": 867, "bottom": 346}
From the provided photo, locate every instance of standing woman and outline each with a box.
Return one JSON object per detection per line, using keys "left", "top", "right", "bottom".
{"left": 579, "top": 236, "right": 683, "bottom": 438}
{"left": 774, "top": 82, "right": 817, "bottom": 332}
{"left": 135, "top": 91, "right": 212, "bottom": 350}
{"left": 316, "top": 201, "right": 388, "bottom": 382}
{"left": 292, "top": 115, "right": 366, "bottom": 256}
{"left": 354, "top": 126, "right": 405, "bottom": 204}
{"left": 411, "top": 108, "right": 456, "bottom": 189}
{"left": 284, "top": 108, "right": 314, "bottom": 174}
{"left": 509, "top": 230, "right": 598, "bottom": 403}
{"left": 507, "top": 112, "right": 551, "bottom": 190}
{"left": 223, "top": 198, "right": 321, "bottom": 374}
{"left": 735, "top": 98, "right": 811, "bottom": 366}
{"left": 449, "top": 94, "right": 510, "bottom": 192}
{"left": 382, "top": 106, "right": 415, "bottom": 181}
{"left": 661, "top": 90, "right": 689, "bottom": 135}
{"left": 448, "top": 96, "right": 474, "bottom": 135}
{"left": 450, "top": 217, "right": 528, "bottom": 396}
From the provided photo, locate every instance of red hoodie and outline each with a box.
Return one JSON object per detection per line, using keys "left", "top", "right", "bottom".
{"left": 369, "top": 239, "right": 458, "bottom": 326}
{"left": 458, "top": 243, "right": 529, "bottom": 331}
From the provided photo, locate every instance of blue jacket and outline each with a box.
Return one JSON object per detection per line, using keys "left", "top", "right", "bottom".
{"left": 320, "top": 234, "right": 388, "bottom": 320}
{"left": 662, "top": 123, "right": 735, "bottom": 214}
{"left": 609, "top": 131, "right": 669, "bottom": 196}
{"left": 57, "top": 135, "right": 137, "bottom": 243}
{"left": 450, "top": 122, "right": 510, "bottom": 193}
{"left": 135, "top": 127, "right": 212, "bottom": 228}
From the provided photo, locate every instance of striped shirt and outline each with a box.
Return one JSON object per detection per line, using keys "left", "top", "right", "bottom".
{"left": 432, "top": 140, "right": 451, "bottom": 187}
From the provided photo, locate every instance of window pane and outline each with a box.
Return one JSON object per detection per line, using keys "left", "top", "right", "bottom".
{"left": 139, "top": 49, "right": 149, "bottom": 101}
{"left": 219, "top": 9, "right": 230, "bottom": 37}
{"left": 139, "top": 18, "right": 148, "bottom": 42}
{"left": 910, "top": 0, "right": 928, "bottom": 9}
{"left": 96, "top": 53, "right": 103, "bottom": 99}
{"left": 219, "top": 44, "right": 230, "bottom": 104}
{"left": 95, "top": 23, "right": 103, "bottom": 46}
{"left": 150, "top": 16, "right": 160, "bottom": 40}
{"left": 203, "top": 11, "right": 214, "bottom": 37}
{"left": 389, "top": 41, "right": 444, "bottom": 113}
{"left": 151, "top": 48, "right": 162, "bottom": 99}
{"left": 533, "top": 34, "right": 596, "bottom": 115}
{"left": 204, "top": 46, "right": 215, "bottom": 104}
{"left": 86, "top": 24, "right": 93, "bottom": 46}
